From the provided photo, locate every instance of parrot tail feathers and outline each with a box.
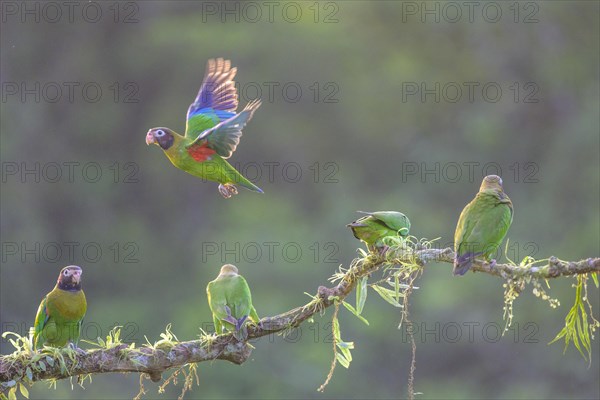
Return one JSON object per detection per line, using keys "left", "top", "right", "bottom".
{"left": 238, "top": 180, "right": 264, "bottom": 193}
{"left": 233, "top": 315, "right": 249, "bottom": 341}
{"left": 222, "top": 305, "right": 238, "bottom": 326}
{"left": 453, "top": 252, "right": 481, "bottom": 276}
{"left": 222, "top": 315, "right": 238, "bottom": 326}
{"left": 229, "top": 175, "right": 263, "bottom": 193}
{"left": 235, "top": 315, "right": 248, "bottom": 332}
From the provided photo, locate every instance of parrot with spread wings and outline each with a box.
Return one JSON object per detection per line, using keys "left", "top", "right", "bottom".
{"left": 453, "top": 175, "right": 513, "bottom": 276}
{"left": 146, "top": 58, "right": 263, "bottom": 198}
{"left": 33, "top": 265, "right": 87, "bottom": 349}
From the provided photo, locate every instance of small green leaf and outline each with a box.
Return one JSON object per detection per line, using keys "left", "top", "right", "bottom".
{"left": 335, "top": 353, "right": 351, "bottom": 368}
{"left": 38, "top": 361, "right": 46, "bottom": 371}
{"left": 342, "top": 301, "right": 356, "bottom": 313}
{"left": 19, "top": 383, "right": 29, "bottom": 399}
{"left": 332, "top": 316, "right": 341, "bottom": 341}
{"left": 337, "top": 340, "right": 354, "bottom": 364}
{"left": 592, "top": 272, "right": 599, "bottom": 288}
{"left": 337, "top": 341, "right": 355, "bottom": 350}
{"left": 25, "top": 367, "right": 33, "bottom": 381}
{"left": 45, "top": 356, "right": 54, "bottom": 367}
{"left": 3, "top": 381, "right": 16, "bottom": 388}
{"left": 372, "top": 285, "right": 403, "bottom": 308}
{"left": 356, "top": 276, "right": 368, "bottom": 314}
{"left": 8, "top": 387, "right": 16, "bottom": 400}
{"left": 342, "top": 301, "right": 369, "bottom": 325}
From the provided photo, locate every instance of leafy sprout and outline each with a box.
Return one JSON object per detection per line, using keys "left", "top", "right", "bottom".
{"left": 549, "top": 273, "right": 600, "bottom": 365}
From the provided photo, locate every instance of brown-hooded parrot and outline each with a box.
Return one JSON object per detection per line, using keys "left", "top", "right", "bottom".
{"left": 206, "top": 264, "right": 259, "bottom": 340}
{"left": 347, "top": 211, "right": 411, "bottom": 251}
{"left": 33, "top": 265, "right": 87, "bottom": 349}
{"left": 146, "top": 58, "right": 263, "bottom": 198}
{"left": 453, "top": 175, "right": 513, "bottom": 276}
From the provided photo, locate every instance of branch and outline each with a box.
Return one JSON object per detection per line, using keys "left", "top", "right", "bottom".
{"left": 0, "top": 337, "right": 251, "bottom": 386}
{"left": 2, "top": 246, "right": 598, "bottom": 387}
{"left": 411, "top": 248, "right": 600, "bottom": 279}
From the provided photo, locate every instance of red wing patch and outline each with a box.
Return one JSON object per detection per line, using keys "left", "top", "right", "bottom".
{"left": 187, "top": 141, "right": 216, "bottom": 162}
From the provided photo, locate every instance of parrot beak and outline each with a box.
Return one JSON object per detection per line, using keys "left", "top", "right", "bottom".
{"left": 72, "top": 272, "right": 81, "bottom": 284}
{"left": 145, "top": 130, "right": 156, "bottom": 145}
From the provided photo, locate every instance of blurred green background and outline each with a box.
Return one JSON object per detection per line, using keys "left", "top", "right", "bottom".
{"left": 1, "top": 1, "right": 598, "bottom": 399}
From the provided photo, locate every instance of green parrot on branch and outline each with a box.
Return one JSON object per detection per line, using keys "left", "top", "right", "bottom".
{"left": 33, "top": 265, "right": 87, "bottom": 349}
{"left": 146, "top": 58, "right": 263, "bottom": 198}
{"left": 453, "top": 175, "right": 513, "bottom": 276}
{"left": 347, "top": 211, "right": 411, "bottom": 251}
{"left": 206, "top": 264, "right": 260, "bottom": 340}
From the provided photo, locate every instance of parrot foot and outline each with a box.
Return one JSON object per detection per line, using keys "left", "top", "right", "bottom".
{"left": 68, "top": 342, "right": 86, "bottom": 355}
{"left": 379, "top": 245, "right": 390, "bottom": 256}
{"left": 218, "top": 184, "right": 238, "bottom": 198}
{"left": 488, "top": 259, "right": 497, "bottom": 268}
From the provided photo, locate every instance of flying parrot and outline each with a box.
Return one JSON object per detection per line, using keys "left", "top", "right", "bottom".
{"left": 33, "top": 265, "right": 87, "bottom": 349}
{"left": 453, "top": 175, "right": 513, "bottom": 276}
{"left": 206, "top": 264, "right": 259, "bottom": 340}
{"left": 146, "top": 58, "right": 263, "bottom": 198}
{"left": 347, "top": 211, "right": 411, "bottom": 251}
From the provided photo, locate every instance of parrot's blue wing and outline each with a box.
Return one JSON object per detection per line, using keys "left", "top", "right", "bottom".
{"left": 187, "top": 58, "right": 238, "bottom": 120}
{"left": 185, "top": 109, "right": 236, "bottom": 139}
{"left": 186, "top": 99, "right": 261, "bottom": 159}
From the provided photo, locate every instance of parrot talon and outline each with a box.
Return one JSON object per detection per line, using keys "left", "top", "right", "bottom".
{"left": 379, "top": 245, "right": 390, "bottom": 256}
{"left": 218, "top": 184, "right": 238, "bottom": 198}
{"left": 489, "top": 259, "right": 497, "bottom": 268}
{"left": 68, "top": 342, "right": 85, "bottom": 355}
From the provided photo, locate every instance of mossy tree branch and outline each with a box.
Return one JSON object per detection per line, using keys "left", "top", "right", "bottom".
{"left": 1, "top": 247, "right": 598, "bottom": 388}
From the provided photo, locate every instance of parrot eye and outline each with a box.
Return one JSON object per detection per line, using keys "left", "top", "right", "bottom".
{"left": 156, "top": 129, "right": 165, "bottom": 137}
{"left": 63, "top": 270, "right": 69, "bottom": 276}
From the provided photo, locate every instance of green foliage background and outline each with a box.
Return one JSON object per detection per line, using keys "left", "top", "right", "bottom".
{"left": 1, "top": 1, "right": 598, "bottom": 399}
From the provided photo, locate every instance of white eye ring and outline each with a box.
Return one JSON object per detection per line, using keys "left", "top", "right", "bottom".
{"left": 156, "top": 130, "right": 165, "bottom": 136}
{"left": 63, "top": 270, "right": 69, "bottom": 276}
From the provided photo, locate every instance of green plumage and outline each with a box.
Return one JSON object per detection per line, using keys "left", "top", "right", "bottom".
{"left": 453, "top": 175, "right": 513, "bottom": 276}
{"left": 33, "top": 266, "right": 87, "bottom": 349}
{"left": 146, "top": 58, "right": 263, "bottom": 198}
{"left": 348, "top": 211, "right": 411, "bottom": 250}
{"left": 206, "top": 264, "right": 259, "bottom": 340}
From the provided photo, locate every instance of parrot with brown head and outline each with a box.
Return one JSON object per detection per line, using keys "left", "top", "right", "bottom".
{"left": 33, "top": 265, "right": 87, "bottom": 349}
{"left": 453, "top": 175, "right": 513, "bottom": 275}
{"left": 146, "top": 58, "right": 263, "bottom": 198}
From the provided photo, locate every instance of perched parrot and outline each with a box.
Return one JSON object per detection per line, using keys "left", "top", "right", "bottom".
{"left": 206, "top": 264, "right": 259, "bottom": 340}
{"left": 453, "top": 175, "right": 513, "bottom": 276}
{"left": 33, "top": 265, "right": 87, "bottom": 349}
{"left": 347, "top": 211, "right": 411, "bottom": 251}
{"left": 146, "top": 58, "right": 263, "bottom": 198}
